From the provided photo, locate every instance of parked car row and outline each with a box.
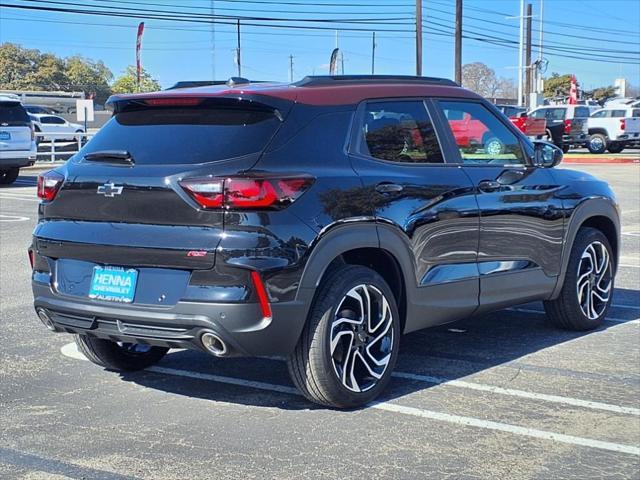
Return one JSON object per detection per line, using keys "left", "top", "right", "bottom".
{"left": 495, "top": 102, "right": 640, "bottom": 154}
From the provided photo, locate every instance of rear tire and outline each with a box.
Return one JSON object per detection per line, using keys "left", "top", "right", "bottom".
{"left": 287, "top": 265, "right": 400, "bottom": 409}
{"left": 544, "top": 228, "right": 614, "bottom": 331}
{"left": 587, "top": 133, "right": 607, "bottom": 154}
{"left": 74, "top": 335, "right": 168, "bottom": 371}
{"left": 561, "top": 144, "right": 570, "bottom": 154}
{"left": 607, "top": 143, "right": 624, "bottom": 154}
{"left": 0, "top": 168, "right": 19, "bottom": 185}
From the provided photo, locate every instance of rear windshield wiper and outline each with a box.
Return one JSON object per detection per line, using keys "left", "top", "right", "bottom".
{"left": 84, "top": 150, "right": 134, "bottom": 165}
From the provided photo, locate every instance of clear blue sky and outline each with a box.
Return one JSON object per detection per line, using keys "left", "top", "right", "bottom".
{"left": 0, "top": 0, "right": 638, "bottom": 91}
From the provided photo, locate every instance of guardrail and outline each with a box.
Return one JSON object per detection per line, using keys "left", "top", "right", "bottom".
{"left": 35, "top": 132, "right": 94, "bottom": 163}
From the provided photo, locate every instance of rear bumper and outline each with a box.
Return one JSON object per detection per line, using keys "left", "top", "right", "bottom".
{"left": 32, "top": 280, "right": 307, "bottom": 357}
{"left": 614, "top": 133, "right": 640, "bottom": 142}
{"left": 0, "top": 145, "right": 37, "bottom": 168}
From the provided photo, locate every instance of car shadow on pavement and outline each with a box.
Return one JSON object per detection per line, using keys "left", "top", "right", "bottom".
{"left": 116, "top": 294, "right": 638, "bottom": 410}
{"left": 0, "top": 174, "right": 38, "bottom": 188}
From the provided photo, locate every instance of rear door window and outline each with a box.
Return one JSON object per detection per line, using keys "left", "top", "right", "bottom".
{"left": 358, "top": 100, "right": 444, "bottom": 164}
{"left": 610, "top": 110, "right": 626, "bottom": 118}
{"left": 78, "top": 101, "right": 282, "bottom": 165}
{"left": 0, "top": 101, "right": 31, "bottom": 126}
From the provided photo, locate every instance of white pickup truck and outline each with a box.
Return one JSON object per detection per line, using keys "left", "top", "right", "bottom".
{"left": 587, "top": 106, "right": 640, "bottom": 154}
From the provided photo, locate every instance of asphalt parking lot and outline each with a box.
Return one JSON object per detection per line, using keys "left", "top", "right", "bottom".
{"left": 1, "top": 163, "right": 638, "bottom": 479}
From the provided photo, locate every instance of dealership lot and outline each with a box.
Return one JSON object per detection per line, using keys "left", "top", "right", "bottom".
{"left": 1, "top": 164, "right": 638, "bottom": 479}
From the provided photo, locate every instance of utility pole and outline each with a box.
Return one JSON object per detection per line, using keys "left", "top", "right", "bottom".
{"left": 416, "top": 0, "right": 422, "bottom": 76}
{"left": 517, "top": 0, "right": 525, "bottom": 106}
{"left": 289, "top": 54, "right": 294, "bottom": 82}
{"left": 537, "top": 0, "right": 544, "bottom": 94}
{"left": 454, "top": 0, "right": 462, "bottom": 84}
{"left": 371, "top": 31, "right": 376, "bottom": 75}
{"left": 236, "top": 19, "right": 241, "bottom": 77}
{"left": 210, "top": 0, "right": 215, "bottom": 80}
{"left": 525, "top": 3, "right": 532, "bottom": 107}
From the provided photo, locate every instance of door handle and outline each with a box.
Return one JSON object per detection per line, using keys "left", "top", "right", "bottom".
{"left": 477, "top": 180, "right": 501, "bottom": 192}
{"left": 375, "top": 183, "right": 404, "bottom": 194}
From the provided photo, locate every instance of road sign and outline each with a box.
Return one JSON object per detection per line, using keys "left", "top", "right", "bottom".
{"left": 76, "top": 99, "right": 94, "bottom": 122}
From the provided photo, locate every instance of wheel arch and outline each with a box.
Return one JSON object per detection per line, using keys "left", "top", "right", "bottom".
{"left": 587, "top": 128, "right": 608, "bottom": 137}
{"left": 550, "top": 198, "right": 620, "bottom": 299}
{"left": 298, "top": 222, "right": 415, "bottom": 332}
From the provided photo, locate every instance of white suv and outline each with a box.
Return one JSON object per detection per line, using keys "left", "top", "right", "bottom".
{"left": 0, "top": 96, "right": 38, "bottom": 184}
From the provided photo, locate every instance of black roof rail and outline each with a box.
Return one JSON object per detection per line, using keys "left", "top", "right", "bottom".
{"left": 293, "top": 75, "right": 458, "bottom": 87}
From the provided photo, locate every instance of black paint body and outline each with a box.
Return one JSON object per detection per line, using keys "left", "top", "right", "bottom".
{"left": 31, "top": 93, "right": 620, "bottom": 357}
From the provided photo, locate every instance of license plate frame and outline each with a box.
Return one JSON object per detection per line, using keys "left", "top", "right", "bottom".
{"left": 89, "top": 266, "right": 138, "bottom": 303}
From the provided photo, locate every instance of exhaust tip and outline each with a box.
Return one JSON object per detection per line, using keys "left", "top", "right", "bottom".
{"left": 36, "top": 308, "right": 57, "bottom": 332}
{"left": 201, "top": 332, "right": 228, "bottom": 357}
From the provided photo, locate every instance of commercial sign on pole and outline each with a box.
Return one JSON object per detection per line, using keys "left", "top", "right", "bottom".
{"left": 136, "top": 22, "right": 145, "bottom": 91}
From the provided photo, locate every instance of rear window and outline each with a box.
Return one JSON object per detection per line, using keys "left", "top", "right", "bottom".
{"left": 632, "top": 109, "right": 640, "bottom": 118}
{"left": 0, "top": 101, "right": 31, "bottom": 125}
{"left": 78, "top": 102, "right": 282, "bottom": 165}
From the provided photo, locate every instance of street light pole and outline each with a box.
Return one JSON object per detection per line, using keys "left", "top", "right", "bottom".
{"left": 517, "top": 0, "right": 525, "bottom": 106}
{"left": 454, "top": 0, "right": 462, "bottom": 85}
{"left": 416, "top": 0, "right": 422, "bottom": 76}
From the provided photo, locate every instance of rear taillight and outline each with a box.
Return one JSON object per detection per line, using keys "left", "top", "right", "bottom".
{"left": 37, "top": 171, "right": 64, "bottom": 201}
{"left": 30, "top": 124, "right": 35, "bottom": 142}
{"left": 564, "top": 119, "right": 572, "bottom": 134}
{"left": 620, "top": 119, "right": 626, "bottom": 131}
{"left": 179, "top": 176, "right": 313, "bottom": 210}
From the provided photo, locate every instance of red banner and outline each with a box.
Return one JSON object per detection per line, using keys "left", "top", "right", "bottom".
{"left": 136, "top": 22, "right": 145, "bottom": 89}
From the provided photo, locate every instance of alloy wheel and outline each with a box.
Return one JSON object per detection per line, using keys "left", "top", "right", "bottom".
{"left": 576, "top": 241, "right": 612, "bottom": 320}
{"left": 329, "top": 284, "right": 394, "bottom": 393}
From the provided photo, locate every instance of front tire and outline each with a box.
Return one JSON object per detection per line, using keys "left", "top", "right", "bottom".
{"left": 544, "top": 228, "right": 614, "bottom": 331}
{"left": 287, "top": 265, "right": 400, "bottom": 408}
{"left": 74, "top": 335, "right": 168, "bottom": 371}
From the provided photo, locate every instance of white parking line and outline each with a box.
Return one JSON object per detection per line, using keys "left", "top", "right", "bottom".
{"left": 0, "top": 214, "right": 30, "bottom": 222}
{"left": 392, "top": 371, "right": 640, "bottom": 416}
{"left": 0, "top": 193, "right": 40, "bottom": 203}
{"left": 508, "top": 307, "right": 640, "bottom": 325}
{"left": 60, "top": 343, "right": 640, "bottom": 456}
{"left": 373, "top": 402, "right": 639, "bottom": 456}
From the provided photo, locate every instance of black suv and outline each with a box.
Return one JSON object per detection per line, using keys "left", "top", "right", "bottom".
{"left": 31, "top": 76, "right": 620, "bottom": 408}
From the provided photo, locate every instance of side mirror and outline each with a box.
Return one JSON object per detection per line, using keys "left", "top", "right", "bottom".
{"left": 533, "top": 140, "right": 563, "bottom": 168}
{"left": 518, "top": 111, "right": 528, "bottom": 118}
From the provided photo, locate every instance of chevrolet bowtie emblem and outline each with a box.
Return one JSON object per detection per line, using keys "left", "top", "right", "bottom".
{"left": 97, "top": 182, "right": 124, "bottom": 197}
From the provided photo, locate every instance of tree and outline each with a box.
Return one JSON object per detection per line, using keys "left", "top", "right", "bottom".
{"left": 584, "top": 86, "right": 617, "bottom": 103}
{"left": 65, "top": 56, "right": 113, "bottom": 103}
{"left": 0, "top": 43, "right": 41, "bottom": 89}
{"left": 0, "top": 43, "right": 113, "bottom": 102}
{"left": 111, "top": 66, "right": 161, "bottom": 94}
{"left": 461, "top": 62, "right": 517, "bottom": 99}
{"left": 543, "top": 73, "right": 573, "bottom": 100}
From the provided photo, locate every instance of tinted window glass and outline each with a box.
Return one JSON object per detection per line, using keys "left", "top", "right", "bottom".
{"left": 591, "top": 110, "right": 606, "bottom": 118}
{"left": 48, "top": 116, "right": 66, "bottom": 124}
{"left": 439, "top": 100, "right": 525, "bottom": 165}
{"left": 360, "top": 101, "right": 444, "bottom": 164}
{"left": 78, "top": 103, "right": 282, "bottom": 165}
{"left": 546, "top": 108, "right": 566, "bottom": 120}
{"left": 40, "top": 116, "right": 55, "bottom": 124}
{"left": 574, "top": 107, "right": 590, "bottom": 118}
{"left": 0, "top": 101, "right": 30, "bottom": 125}
{"left": 610, "top": 110, "right": 626, "bottom": 118}
{"left": 632, "top": 109, "right": 640, "bottom": 118}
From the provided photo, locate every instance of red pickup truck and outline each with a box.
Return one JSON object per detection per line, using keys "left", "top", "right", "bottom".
{"left": 496, "top": 105, "right": 547, "bottom": 137}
